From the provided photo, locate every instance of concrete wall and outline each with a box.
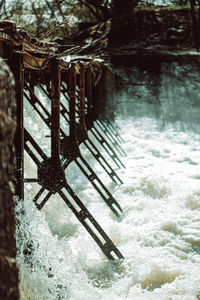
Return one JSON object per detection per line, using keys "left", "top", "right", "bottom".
{"left": 112, "top": 53, "right": 200, "bottom": 129}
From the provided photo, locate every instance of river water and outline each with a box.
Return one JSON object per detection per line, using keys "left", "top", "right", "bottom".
{"left": 17, "top": 63, "right": 200, "bottom": 299}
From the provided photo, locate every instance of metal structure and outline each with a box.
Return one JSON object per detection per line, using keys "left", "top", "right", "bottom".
{"left": 0, "top": 20, "right": 126, "bottom": 260}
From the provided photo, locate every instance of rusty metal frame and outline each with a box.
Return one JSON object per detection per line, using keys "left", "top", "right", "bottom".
{"left": 94, "top": 119, "right": 126, "bottom": 157}
{"left": 24, "top": 75, "right": 123, "bottom": 218}
{"left": 0, "top": 21, "right": 126, "bottom": 261}
{"left": 59, "top": 75, "right": 124, "bottom": 184}
{"left": 51, "top": 58, "right": 61, "bottom": 159}
{"left": 8, "top": 51, "right": 25, "bottom": 200}
{"left": 24, "top": 128, "right": 124, "bottom": 260}
{"left": 40, "top": 75, "right": 123, "bottom": 184}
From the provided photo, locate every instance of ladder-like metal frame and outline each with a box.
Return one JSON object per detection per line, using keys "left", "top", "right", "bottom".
{"left": 61, "top": 85, "right": 123, "bottom": 183}
{"left": 8, "top": 49, "right": 125, "bottom": 261}
{"left": 24, "top": 129, "right": 123, "bottom": 260}
{"left": 24, "top": 83, "right": 123, "bottom": 218}
{"left": 60, "top": 81, "right": 125, "bottom": 169}
{"left": 40, "top": 82, "right": 123, "bottom": 185}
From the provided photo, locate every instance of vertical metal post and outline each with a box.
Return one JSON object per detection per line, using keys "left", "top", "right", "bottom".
{"left": 86, "top": 65, "right": 92, "bottom": 116}
{"left": 69, "top": 63, "right": 76, "bottom": 138}
{"left": 51, "top": 58, "right": 61, "bottom": 159}
{"left": 79, "top": 64, "right": 87, "bottom": 131}
{"left": 30, "top": 80, "right": 35, "bottom": 99}
{"left": 9, "top": 51, "right": 24, "bottom": 200}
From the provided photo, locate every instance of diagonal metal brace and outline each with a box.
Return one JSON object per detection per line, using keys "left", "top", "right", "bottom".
{"left": 24, "top": 128, "right": 124, "bottom": 260}
{"left": 24, "top": 82, "right": 123, "bottom": 218}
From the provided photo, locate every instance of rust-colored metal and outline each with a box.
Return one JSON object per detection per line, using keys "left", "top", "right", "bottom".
{"left": 24, "top": 51, "right": 50, "bottom": 70}
{"left": 0, "top": 21, "right": 126, "bottom": 262}
{"left": 0, "top": 20, "right": 17, "bottom": 34}
{"left": 51, "top": 58, "right": 61, "bottom": 158}
{"left": 79, "top": 64, "right": 87, "bottom": 131}
{"left": 9, "top": 51, "right": 24, "bottom": 200}
{"left": 86, "top": 66, "right": 92, "bottom": 118}
{"left": 69, "top": 63, "right": 76, "bottom": 138}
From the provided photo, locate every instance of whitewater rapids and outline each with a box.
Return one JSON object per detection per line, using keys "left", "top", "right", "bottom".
{"left": 16, "top": 109, "right": 200, "bottom": 299}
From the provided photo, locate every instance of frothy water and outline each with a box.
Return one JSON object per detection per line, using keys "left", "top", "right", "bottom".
{"left": 17, "top": 64, "right": 200, "bottom": 299}
{"left": 16, "top": 115, "right": 200, "bottom": 300}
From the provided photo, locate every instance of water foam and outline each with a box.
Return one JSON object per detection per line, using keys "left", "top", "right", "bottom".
{"left": 16, "top": 114, "right": 200, "bottom": 299}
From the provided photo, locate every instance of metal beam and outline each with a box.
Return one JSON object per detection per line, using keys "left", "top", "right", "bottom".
{"left": 51, "top": 58, "right": 61, "bottom": 159}
{"left": 9, "top": 51, "right": 24, "bottom": 200}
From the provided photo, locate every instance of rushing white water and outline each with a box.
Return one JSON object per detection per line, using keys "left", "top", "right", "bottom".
{"left": 17, "top": 64, "right": 200, "bottom": 299}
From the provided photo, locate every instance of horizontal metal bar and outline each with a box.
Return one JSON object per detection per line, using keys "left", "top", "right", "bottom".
{"left": 24, "top": 178, "right": 39, "bottom": 182}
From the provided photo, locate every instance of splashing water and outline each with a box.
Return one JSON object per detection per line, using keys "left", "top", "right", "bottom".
{"left": 16, "top": 64, "right": 200, "bottom": 299}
